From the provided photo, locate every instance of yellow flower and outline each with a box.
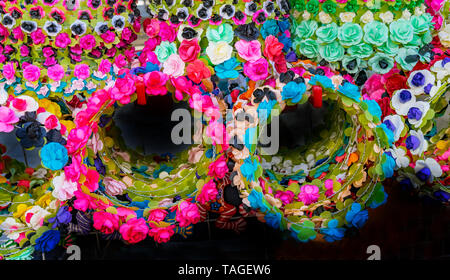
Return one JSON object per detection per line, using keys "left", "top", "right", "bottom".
{"left": 13, "top": 204, "right": 31, "bottom": 220}
{"left": 36, "top": 192, "right": 52, "bottom": 208}
{"left": 38, "top": 99, "right": 62, "bottom": 118}
{"left": 60, "top": 120, "right": 75, "bottom": 133}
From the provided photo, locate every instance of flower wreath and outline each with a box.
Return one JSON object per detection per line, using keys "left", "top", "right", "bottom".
{"left": 291, "top": 0, "right": 439, "bottom": 75}
{"left": 0, "top": 0, "right": 140, "bottom": 100}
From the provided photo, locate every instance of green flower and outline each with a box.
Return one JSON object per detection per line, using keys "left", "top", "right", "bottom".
{"left": 206, "top": 23, "right": 234, "bottom": 43}
{"left": 322, "top": 0, "right": 337, "bottom": 14}
{"left": 316, "top": 22, "right": 338, "bottom": 44}
{"left": 295, "top": 20, "right": 318, "bottom": 39}
{"left": 342, "top": 56, "right": 361, "bottom": 74}
{"left": 410, "top": 14, "right": 433, "bottom": 34}
{"left": 298, "top": 38, "right": 319, "bottom": 59}
{"left": 405, "top": 34, "right": 422, "bottom": 47}
{"left": 154, "top": 41, "right": 177, "bottom": 63}
{"left": 345, "top": 0, "right": 359, "bottom": 13}
{"left": 368, "top": 53, "right": 394, "bottom": 74}
{"left": 338, "top": 22, "right": 363, "bottom": 46}
{"left": 378, "top": 39, "right": 399, "bottom": 56}
{"left": 421, "top": 30, "right": 432, "bottom": 44}
{"left": 348, "top": 43, "right": 373, "bottom": 59}
{"left": 389, "top": 19, "right": 414, "bottom": 45}
{"left": 395, "top": 47, "right": 420, "bottom": 71}
{"left": 291, "top": 220, "right": 317, "bottom": 242}
{"left": 306, "top": 0, "right": 319, "bottom": 15}
{"left": 363, "top": 21, "right": 388, "bottom": 46}
{"left": 319, "top": 41, "right": 345, "bottom": 62}
{"left": 293, "top": 0, "right": 306, "bottom": 11}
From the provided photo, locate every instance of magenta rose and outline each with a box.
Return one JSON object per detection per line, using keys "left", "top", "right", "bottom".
{"left": 196, "top": 179, "right": 218, "bottom": 204}
{"left": 55, "top": 33, "right": 71, "bottom": 48}
{"left": 178, "top": 38, "right": 201, "bottom": 62}
{"left": 119, "top": 218, "right": 149, "bottom": 244}
{"left": 23, "top": 64, "right": 41, "bottom": 82}
{"left": 158, "top": 21, "right": 176, "bottom": 42}
{"left": 101, "top": 30, "right": 116, "bottom": 44}
{"left": 147, "top": 209, "right": 168, "bottom": 222}
{"left": 114, "top": 54, "right": 128, "bottom": 68}
{"left": 42, "top": 46, "right": 55, "bottom": 58}
{"left": 207, "top": 155, "right": 228, "bottom": 179}
{"left": 105, "top": 47, "right": 117, "bottom": 57}
{"left": 31, "top": 28, "right": 46, "bottom": 45}
{"left": 98, "top": 59, "right": 112, "bottom": 74}
{"left": 3, "top": 62, "right": 15, "bottom": 80}
{"left": 43, "top": 56, "right": 58, "bottom": 67}
{"left": 121, "top": 27, "right": 132, "bottom": 41}
{"left": 80, "top": 34, "right": 96, "bottom": 50}
{"left": 12, "top": 27, "right": 24, "bottom": 41}
{"left": 244, "top": 58, "right": 269, "bottom": 81}
{"left": 93, "top": 211, "right": 120, "bottom": 235}
{"left": 20, "top": 46, "right": 30, "bottom": 57}
{"left": 47, "top": 64, "right": 65, "bottom": 81}
{"left": 73, "top": 64, "right": 90, "bottom": 79}
{"left": 148, "top": 224, "right": 176, "bottom": 243}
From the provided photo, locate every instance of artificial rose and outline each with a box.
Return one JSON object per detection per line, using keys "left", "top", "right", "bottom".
{"left": 93, "top": 211, "right": 119, "bottom": 234}
{"left": 243, "top": 57, "right": 269, "bottom": 81}
{"left": 319, "top": 41, "right": 345, "bottom": 62}
{"left": 55, "top": 32, "right": 71, "bottom": 48}
{"left": 197, "top": 179, "right": 218, "bottom": 204}
{"left": 147, "top": 209, "right": 168, "bottom": 222}
{"left": 295, "top": 20, "right": 318, "bottom": 39}
{"left": 20, "top": 45, "right": 30, "bottom": 57}
{"left": 186, "top": 59, "right": 211, "bottom": 84}
{"left": 0, "top": 106, "right": 19, "bottom": 132}
{"left": 47, "top": 64, "right": 65, "bottom": 81}
{"left": 338, "top": 22, "right": 363, "bottom": 46}
{"left": 73, "top": 64, "right": 90, "bottom": 79}
{"left": 158, "top": 21, "right": 176, "bottom": 42}
{"left": 298, "top": 185, "right": 319, "bottom": 205}
{"left": 80, "top": 34, "right": 96, "bottom": 50}
{"left": 298, "top": 38, "right": 319, "bottom": 59}
{"left": 162, "top": 54, "right": 185, "bottom": 77}
{"left": 101, "top": 30, "right": 116, "bottom": 44}
{"left": 175, "top": 200, "right": 200, "bottom": 227}
{"left": 235, "top": 40, "right": 261, "bottom": 62}
{"left": 148, "top": 224, "right": 175, "bottom": 243}
{"left": 31, "top": 28, "right": 45, "bottom": 44}
{"left": 154, "top": 41, "right": 177, "bottom": 63}
{"left": 206, "top": 23, "right": 234, "bottom": 43}
{"left": 144, "top": 71, "right": 169, "bottom": 95}
{"left": 315, "top": 22, "right": 338, "bottom": 44}
{"left": 263, "top": 35, "right": 284, "bottom": 61}
{"left": 205, "top": 41, "right": 233, "bottom": 65}
{"left": 23, "top": 64, "right": 41, "bottom": 82}
{"left": 389, "top": 19, "right": 414, "bottom": 45}
{"left": 98, "top": 59, "right": 112, "bottom": 74}
{"left": 3, "top": 62, "right": 15, "bottom": 80}
{"left": 363, "top": 21, "right": 388, "bottom": 46}
{"left": 178, "top": 38, "right": 201, "bottom": 62}
{"left": 103, "top": 176, "right": 127, "bottom": 196}
{"left": 110, "top": 75, "right": 136, "bottom": 104}
{"left": 119, "top": 218, "right": 149, "bottom": 244}
{"left": 207, "top": 155, "right": 228, "bottom": 179}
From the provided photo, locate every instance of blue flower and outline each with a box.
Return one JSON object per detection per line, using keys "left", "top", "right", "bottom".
{"left": 240, "top": 157, "right": 259, "bottom": 182}
{"left": 247, "top": 189, "right": 269, "bottom": 212}
{"left": 40, "top": 142, "right": 68, "bottom": 171}
{"left": 321, "top": 219, "right": 346, "bottom": 242}
{"left": 257, "top": 99, "right": 277, "bottom": 122}
{"left": 279, "top": 33, "right": 292, "bottom": 52}
{"left": 277, "top": 19, "right": 290, "bottom": 33}
{"left": 264, "top": 209, "right": 282, "bottom": 229}
{"left": 338, "top": 82, "right": 361, "bottom": 102}
{"left": 35, "top": 230, "right": 60, "bottom": 252}
{"left": 48, "top": 206, "right": 72, "bottom": 229}
{"left": 244, "top": 126, "right": 258, "bottom": 152}
{"left": 16, "top": 121, "right": 47, "bottom": 149}
{"left": 345, "top": 203, "right": 368, "bottom": 229}
{"left": 381, "top": 153, "right": 396, "bottom": 178}
{"left": 309, "top": 75, "right": 335, "bottom": 90}
{"left": 363, "top": 99, "right": 382, "bottom": 119}
{"left": 215, "top": 58, "right": 241, "bottom": 79}
{"left": 378, "top": 123, "right": 395, "bottom": 146}
{"left": 282, "top": 81, "right": 306, "bottom": 103}
{"left": 261, "top": 19, "right": 280, "bottom": 38}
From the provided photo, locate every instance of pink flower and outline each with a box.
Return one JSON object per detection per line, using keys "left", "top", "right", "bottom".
{"left": 73, "top": 190, "right": 110, "bottom": 211}
{"left": 144, "top": 18, "right": 160, "bottom": 38}
{"left": 197, "top": 179, "right": 218, "bottom": 204}
{"left": 3, "top": 62, "right": 15, "bottom": 80}
{"left": 42, "top": 46, "right": 55, "bottom": 58}
{"left": 207, "top": 155, "right": 228, "bottom": 179}
{"left": 64, "top": 154, "right": 86, "bottom": 182}
{"left": 119, "top": 218, "right": 149, "bottom": 244}
{"left": 83, "top": 168, "right": 99, "bottom": 192}
{"left": 432, "top": 14, "right": 443, "bottom": 30}
{"left": 206, "top": 120, "right": 226, "bottom": 145}
{"left": 98, "top": 59, "right": 112, "bottom": 74}
{"left": 144, "top": 71, "right": 168, "bottom": 95}
{"left": 44, "top": 115, "right": 59, "bottom": 130}
{"left": 110, "top": 75, "right": 136, "bottom": 104}
{"left": 178, "top": 38, "right": 201, "bottom": 62}
{"left": 0, "top": 107, "right": 19, "bottom": 132}
{"left": 121, "top": 27, "right": 133, "bottom": 41}
{"left": 117, "top": 207, "right": 137, "bottom": 223}
{"left": 43, "top": 56, "right": 58, "bottom": 67}
{"left": 244, "top": 58, "right": 269, "bottom": 81}
{"left": 175, "top": 200, "right": 200, "bottom": 227}
{"left": 114, "top": 54, "right": 128, "bottom": 68}
{"left": 362, "top": 74, "right": 384, "bottom": 100}
{"left": 170, "top": 76, "right": 192, "bottom": 101}
{"left": 235, "top": 40, "right": 261, "bottom": 62}
{"left": 324, "top": 179, "right": 334, "bottom": 197}
{"left": 23, "top": 64, "right": 41, "bottom": 82}
{"left": 101, "top": 30, "right": 116, "bottom": 44}
{"left": 31, "top": 28, "right": 46, "bottom": 44}
{"left": 55, "top": 32, "right": 71, "bottom": 48}
{"left": 275, "top": 190, "right": 295, "bottom": 205}
{"left": 298, "top": 185, "right": 319, "bottom": 205}
{"left": 93, "top": 211, "right": 120, "bottom": 234}
{"left": 47, "top": 64, "right": 65, "bottom": 81}
{"left": 147, "top": 209, "right": 168, "bottom": 222}
{"left": 12, "top": 27, "right": 24, "bottom": 41}
{"left": 105, "top": 47, "right": 117, "bottom": 57}
{"left": 66, "top": 126, "right": 92, "bottom": 154}
{"left": 148, "top": 224, "right": 176, "bottom": 243}
{"left": 158, "top": 21, "right": 176, "bottom": 42}
{"left": 103, "top": 176, "right": 127, "bottom": 196}
{"left": 73, "top": 64, "right": 90, "bottom": 79}
{"left": 162, "top": 54, "right": 185, "bottom": 77}
{"left": 80, "top": 34, "right": 96, "bottom": 50}
{"left": 20, "top": 45, "right": 30, "bottom": 57}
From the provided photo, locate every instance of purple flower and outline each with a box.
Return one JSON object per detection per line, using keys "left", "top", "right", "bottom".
{"left": 416, "top": 167, "right": 431, "bottom": 182}
{"left": 399, "top": 90, "right": 412, "bottom": 103}
{"left": 406, "top": 135, "right": 420, "bottom": 150}
{"left": 383, "top": 119, "right": 395, "bottom": 131}
{"left": 411, "top": 72, "right": 425, "bottom": 87}
{"left": 48, "top": 206, "right": 72, "bottom": 228}
{"left": 407, "top": 107, "right": 423, "bottom": 120}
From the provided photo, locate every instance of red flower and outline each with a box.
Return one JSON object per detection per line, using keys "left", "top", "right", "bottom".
{"left": 178, "top": 38, "right": 201, "bottom": 62}
{"left": 377, "top": 96, "right": 395, "bottom": 118}
{"left": 385, "top": 74, "right": 407, "bottom": 96}
{"left": 186, "top": 59, "right": 211, "bottom": 84}
{"left": 263, "top": 35, "right": 283, "bottom": 61}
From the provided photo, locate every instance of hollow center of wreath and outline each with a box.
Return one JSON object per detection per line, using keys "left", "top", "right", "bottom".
{"left": 113, "top": 94, "right": 193, "bottom": 156}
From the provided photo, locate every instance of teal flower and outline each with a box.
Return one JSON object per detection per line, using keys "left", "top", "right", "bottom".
{"left": 405, "top": 34, "right": 422, "bottom": 47}
{"left": 261, "top": 19, "right": 280, "bottom": 39}
{"left": 215, "top": 58, "right": 240, "bottom": 79}
{"left": 363, "top": 21, "right": 388, "bottom": 46}
{"left": 345, "top": 203, "right": 368, "bottom": 229}
{"left": 154, "top": 41, "right": 177, "bottom": 63}
{"left": 206, "top": 23, "right": 234, "bottom": 43}
{"left": 40, "top": 142, "right": 68, "bottom": 171}
{"left": 410, "top": 14, "right": 433, "bottom": 34}
{"left": 316, "top": 22, "right": 338, "bottom": 44}
{"left": 295, "top": 20, "right": 318, "bottom": 39}
{"left": 381, "top": 153, "right": 396, "bottom": 178}
{"left": 348, "top": 43, "right": 373, "bottom": 59}
{"left": 389, "top": 19, "right": 414, "bottom": 45}
{"left": 257, "top": 100, "right": 277, "bottom": 122}
{"left": 363, "top": 99, "right": 382, "bottom": 119}
{"left": 342, "top": 56, "right": 361, "bottom": 74}
{"left": 298, "top": 38, "right": 319, "bottom": 59}
{"left": 378, "top": 123, "right": 395, "bottom": 146}
{"left": 338, "top": 82, "right": 361, "bottom": 102}
{"left": 321, "top": 219, "right": 345, "bottom": 242}
{"left": 368, "top": 53, "right": 395, "bottom": 74}
{"left": 240, "top": 157, "right": 259, "bottom": 182}
{"left": 247, "top": 189, "right": 269, "bottom": 212}
{"left": 319, "top": 41, "right": 345, "bottom": 62}
{"left": 395, "top": 47, "right": 420, "bottom": 71}
{"left": 309, "top": 75, "right": 334, "bottom": 90}
{"left": 338, "top": 23, "right": 363, "bottom": 46}
{"left": 378, "top": 39, "right": 399, "bottom": 56}
{"left": 421, "top": 30, "right": 433, "bottom": 44}
{"left": 282, "top": 81, "right": 306, "bottom": 103}
{"left": 264, "top": 208, "right": 282, "bottom": 229}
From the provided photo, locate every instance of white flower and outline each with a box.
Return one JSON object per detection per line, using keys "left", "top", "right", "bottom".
{"left": 52, "top": 172, "right": 78, "bottom": 201}
{"left": 103, "top": 177, "right": 127, "bottom": 196}
{"left": 206, "top": 41, "right": 233, "bottom": 65}
{"left": 293, "top": 163, "right": 309, "bottom": 174}
{"left": 283, "top": 160, "right": 293, "bottom": 168}
{"left": 438, "top": 24, "right": 450, "bottom": 48}
{"left": 414, "top": 158, "right": 443, "bottom": 183}
{"left": 271, "top": 156, "right": 282, "bottom": 165}
{"left": 0, "top": 83, "right": 7, "bottom": 105}
{"left": 261, "top": 158, "right": 272, "bottom": 170}
{"left": 391, "top": 89, "right": 416, "bottom": 115}
{"left": 360, "top": 11, "right": 374, "bottom": 24}
{"left": 386, "top": 147, "right": 410, "bottom": 169}
{"left": 24, "top": 206, "right": 50, "bottom": 230}
{"left": 32, "top": 168, "right": 48, "bottom": 179}
{"left": 9, "top": 95, "right": 39, "bottom": 117}
{"left": 407, "top": 130, "right": 428, "bottom": 156}
{"left": 340, "top": 12, "right": 356, "bottom": 23}
{"left": 407, "top": 70, "right": 436, "bottom": 95}
{"left": 401, "top": 9, "right": 412, "bottom": 20}
{"left": 302, "top": 11, "right": 311, "bottom": 21}
{"left": 379, "top": 11, "right": 394, "bottom": 24}
{"left": 406, "top": 101, "right": 429, "bottom": 128}
{"left": 318, "top": 11, "right": 332, "bottom": 24}
{"left": 430, "top": 59, "right": 450, "bottom": 81}
{"left": 162, "top": 54, "right": 185, "bottom": 77}
{"left": 414, "top": 6, "right": 424, "bottom": 16}
{"left": 383, "top": 114, "right": 405, "bottom": 141}
{"left": 0, "top": 218, "right": 25, "bottom": 240}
